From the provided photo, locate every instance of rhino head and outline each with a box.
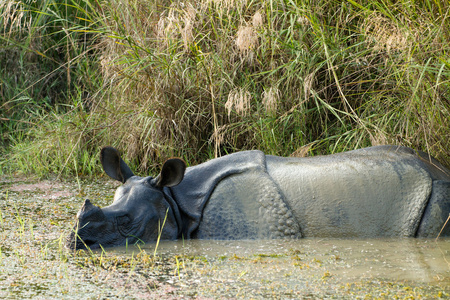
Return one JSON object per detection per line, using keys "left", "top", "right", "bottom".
{"left": 66, "top": 146, "right": 186, "bottom": 250}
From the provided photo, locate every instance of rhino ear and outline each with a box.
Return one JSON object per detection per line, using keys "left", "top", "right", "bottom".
{"left": 100, "top": 146, "right": 134, "bottom": 183}
{"left": 154, "top": 158, "right": 186, "bottom": 188}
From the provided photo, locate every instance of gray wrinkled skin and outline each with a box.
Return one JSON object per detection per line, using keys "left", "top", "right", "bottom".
{"left": 67, "top": 145, "right": 450, "bottom": 250}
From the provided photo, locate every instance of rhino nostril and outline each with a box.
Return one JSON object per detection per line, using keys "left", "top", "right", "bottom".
{"left": 83, "top": 239, "right": 96, "bottom": 246}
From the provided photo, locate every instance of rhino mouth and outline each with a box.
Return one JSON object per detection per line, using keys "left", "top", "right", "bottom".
{"left": 79, "top": 238, "right": 99, "bottom": 249}
{"left": 65, "top": 230, "right": 100, "bottom": 250}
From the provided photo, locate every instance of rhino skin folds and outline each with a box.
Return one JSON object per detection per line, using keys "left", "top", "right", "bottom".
{"left": 67, "top": 145, "right": 450, "bottom": 250}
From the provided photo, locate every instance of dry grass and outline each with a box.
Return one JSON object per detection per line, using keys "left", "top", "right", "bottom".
{"left": 225, "top": 88, "right": 252, "bottom": 117}
{"left": 363, "top": 13, "right": 411, "bottom": 54}
{"left": 1, "top": 0, "right": 450, "bottom": 175}
{"left": 1, "top": 1, "right": 26, "bottom": 37}
{"left": 262, "top": 87, "right": 280, "bottom": 116}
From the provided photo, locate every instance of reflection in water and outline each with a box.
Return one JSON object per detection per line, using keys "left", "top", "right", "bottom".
{"left": 112, "top": 238, "right": 450, "bottom": 284}
{"left": 1, "top": 177, "right": 449, "bottom": 298}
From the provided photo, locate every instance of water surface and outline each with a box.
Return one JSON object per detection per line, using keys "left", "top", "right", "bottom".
{"left": 135, "top": 238, "right": 450, "bottom": 284}
{"left": 0, "top": 177, "right": 449, "bottom": 298}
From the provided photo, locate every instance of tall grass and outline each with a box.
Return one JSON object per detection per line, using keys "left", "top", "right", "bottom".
{"left": 1, "top": 0, "right": 103, "bottom": 176}
{"left": 1, "top": 0, "right": 449, "bottom": 176}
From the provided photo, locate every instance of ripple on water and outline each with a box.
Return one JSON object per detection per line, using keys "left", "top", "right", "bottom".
{"left": 0, "top": 177, "right": 449, "bottom": 299}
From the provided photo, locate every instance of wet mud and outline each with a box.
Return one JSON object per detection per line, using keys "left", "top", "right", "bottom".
{"left": 0, "top": 177, "right": 449, "bottom": 299}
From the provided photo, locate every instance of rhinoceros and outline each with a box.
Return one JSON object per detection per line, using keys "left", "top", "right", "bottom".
{"left": 67, "top": 145, "right": 450, "bottom": 250}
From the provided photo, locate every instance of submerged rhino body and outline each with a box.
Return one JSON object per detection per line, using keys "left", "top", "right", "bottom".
{"left": 67, "top": 145, "right": 450, "bottom": 250}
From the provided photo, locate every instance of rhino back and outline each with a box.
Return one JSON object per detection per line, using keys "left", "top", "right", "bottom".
{"left": 266, "top": 146, "right": 434, "bottom": 238}
{"left": 169, "top": 150, "right": 301, "bottom": 239}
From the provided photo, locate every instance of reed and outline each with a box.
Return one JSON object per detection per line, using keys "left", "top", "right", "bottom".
{"left": 1, "top": 0, "right": 449, "bottom": 176}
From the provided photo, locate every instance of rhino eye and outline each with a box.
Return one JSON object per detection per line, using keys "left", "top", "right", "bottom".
{"left": 116, "top": 215, "right": 131, "bottom": 226}
{"left": 116, "top": 215, "right": 134, "bottom": 237}
{"left": 143, "top": 177, "right": 155, "bottom": 187}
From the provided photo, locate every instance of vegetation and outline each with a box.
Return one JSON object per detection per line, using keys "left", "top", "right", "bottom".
{"left": 1, "top": 0, "right": 449, "bottom": 177}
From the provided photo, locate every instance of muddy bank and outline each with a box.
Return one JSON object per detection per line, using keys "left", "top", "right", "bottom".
{"left": 0, "top": 177, "right": 449, "bottom": 299}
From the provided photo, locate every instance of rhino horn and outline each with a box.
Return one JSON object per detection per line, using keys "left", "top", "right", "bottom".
{"left": 77, "top": 199, "right": 106, "bottom": 221}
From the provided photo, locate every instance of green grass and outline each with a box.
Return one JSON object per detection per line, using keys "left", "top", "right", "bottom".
{"left": 1, "top": 0, "right": 449, "bottom": 176}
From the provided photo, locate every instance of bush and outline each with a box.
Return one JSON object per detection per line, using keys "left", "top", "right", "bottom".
{"left": 1, "top": 0, "right": 449, "bottom": 176}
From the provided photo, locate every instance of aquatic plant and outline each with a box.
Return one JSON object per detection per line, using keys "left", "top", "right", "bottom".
{"left": 1, "top": 177, "right": 450, "bottom": 298}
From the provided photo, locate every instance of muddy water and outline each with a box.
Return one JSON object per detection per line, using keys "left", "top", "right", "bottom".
{"left": 1, "top": 177, "right": 449, "bottom": 299}
{"left": 139, "top": 238, "right": 450, "bottom": 284}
